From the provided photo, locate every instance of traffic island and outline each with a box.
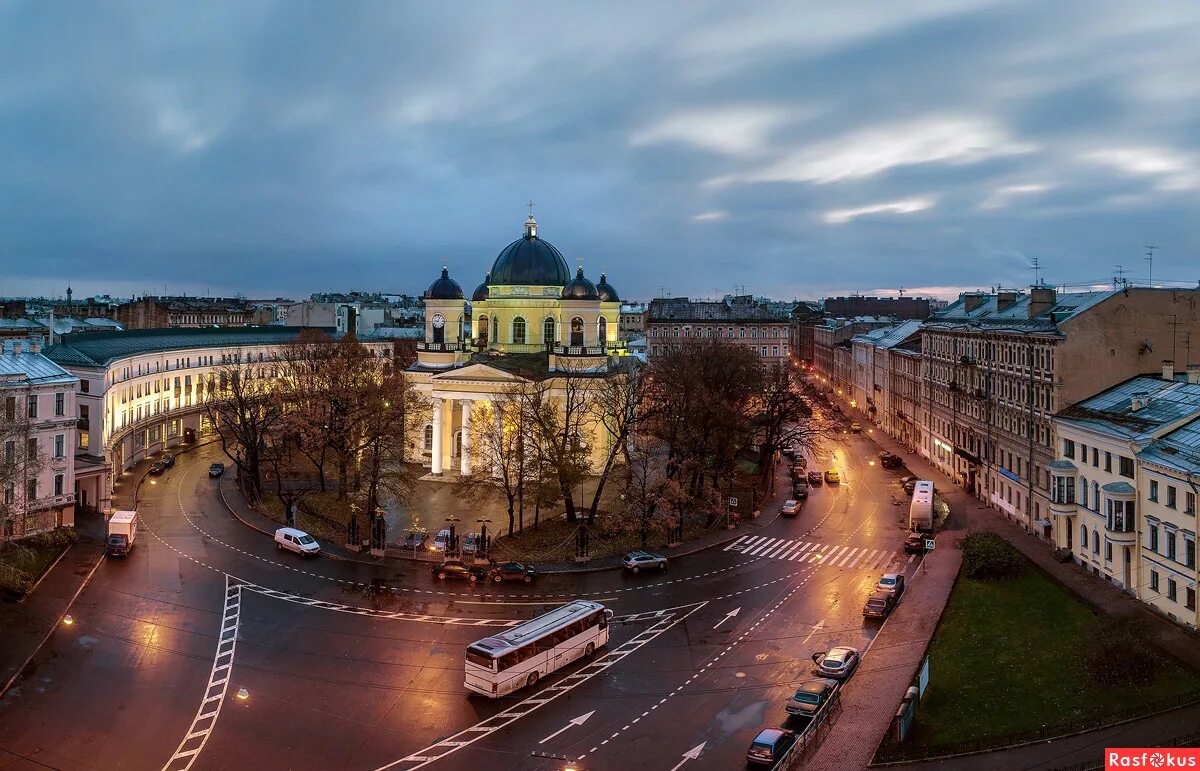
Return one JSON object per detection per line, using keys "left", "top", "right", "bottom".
{"left": 874, "top": 541, "right": 1200, "bottom": 763}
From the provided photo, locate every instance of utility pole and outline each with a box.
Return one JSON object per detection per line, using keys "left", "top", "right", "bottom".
{"left": 1031, "top": 257, "right": 1042, "bottom": 287}
{"left": 1114, "top": 265, "right": 1126, "bottom": 289}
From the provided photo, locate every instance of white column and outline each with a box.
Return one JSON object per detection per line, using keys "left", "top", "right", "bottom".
{"left": 431, "top": 397, "right": 444, "bottom": 475}
{"left": 493, "top": 406, "right": 503, "bottom": 479}
{"left": 460, "top": 400, "right": 473, "bottom": 476}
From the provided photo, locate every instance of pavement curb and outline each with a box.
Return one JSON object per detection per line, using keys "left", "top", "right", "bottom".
{"left": 0, "top": 546, "right": 106, "bottom": 700}
{"left": 213, "top": 475, "right": 357, "bottom": 563}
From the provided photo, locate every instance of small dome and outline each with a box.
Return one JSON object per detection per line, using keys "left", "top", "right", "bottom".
{"left": 489, "top": 215, "right": 572, "bottom": 286}
{"left": 596, "top": 272, "right": 620, "bottom": 302}
{"left": 424, "top": 267, "right": 464, "bottom": 300}
{"left": 561, "top": 267, "right": 600, "bottom": 300}
{"left": 472, "top": 273, "right": 491, "bottom": 302}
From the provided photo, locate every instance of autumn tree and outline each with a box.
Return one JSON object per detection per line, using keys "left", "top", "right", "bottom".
{"left": 516, "top": 367, "right": 595, "bottom": 523}
{"left": 583, "top": 357, "right": 655, "bottom": 523}
{"left": 457, "top": 388, "right": 534, "bottom": 536}
{"left": 204, "top": 361, "right": 283, "bottom": 501}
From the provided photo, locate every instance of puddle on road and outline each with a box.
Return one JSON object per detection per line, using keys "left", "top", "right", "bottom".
{"left": 711, "top": 700, "right": 768, "bottom": 737}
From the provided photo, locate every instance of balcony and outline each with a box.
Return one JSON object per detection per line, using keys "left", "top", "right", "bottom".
{"left": 416, "top": 342, "right": 464, "bottom": 352}
{"left": 76, "top": 417, "right": 90, "bottom": 431}
{"left": 553, "top": 344, "right": 609, "bottom": 356}
{"left": 960, "top": 355, "right": 977, "bottom": 366}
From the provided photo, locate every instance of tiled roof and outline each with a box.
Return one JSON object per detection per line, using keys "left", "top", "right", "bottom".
{"left": 359, "top": 326, "right": 423, "bottom": 340}
{"left": 1056, "top": 375, "right": 1200, "bottom": 440}
{"left": 44, "top": 326, "right": 337, "bottom": 368}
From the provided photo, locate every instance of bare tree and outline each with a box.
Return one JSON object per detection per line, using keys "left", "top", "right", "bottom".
{"left": 754, "top": 363, "right": 823, "bottom": 481}
{"left": 204, "top": 361, "right": 283, "bottom": 501}
{"left": 517, "top": 368, "right": 594, "bottom": 523}
{"left": 583, "top": 358, "right": 655, "bottom": 524}
{"left": 0, "top": 389, "right": 47, "bottom": 540}
{"left": 456, "top": 388, "right": 532, "bottom": 536}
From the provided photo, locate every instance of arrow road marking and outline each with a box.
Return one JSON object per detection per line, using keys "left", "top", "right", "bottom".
{"left": 801, "top": 618, "right": 826, "bottom": 646}
{"left": 538, "top": 711, "right": 596, "bottom": 745}
{"left": 712, "top": 607, "right": 741, "bottom": 630}
{"left": 669, "top": 741, "right": 707, "bottom": 771}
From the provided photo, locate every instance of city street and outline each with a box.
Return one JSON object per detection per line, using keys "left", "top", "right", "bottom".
{"left": 0, "top": 433, "right": 924, "bottom": 771}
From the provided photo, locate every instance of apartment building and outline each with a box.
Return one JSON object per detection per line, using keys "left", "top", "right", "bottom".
{"left": 849, "top": 321, "right": 923, "bottom": 450}
{"left": 645, "top": 298, "right": 791, "bottom": 367}
{"left": 1049, "top": 368, "right": 1200, "bottom": 628}
{"left": 789, "top": 301, "right": 823, "bottom": 364}
{"left": 1, "top": 340, "right": 78, "bottom": 540}
{"left": 811, "top": 316, "right": 894, "bottom": 395}
{"left": 922, "top": 286, "right": 1200, "bottom": 537}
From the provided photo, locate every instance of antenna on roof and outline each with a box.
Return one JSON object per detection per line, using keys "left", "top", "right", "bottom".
{"left": 1114, "top": 264, "right": 1126, "bottom": 289}
{"left": 1145, "top": 245, "right": 1158, "bottom": 287}
{"left": 1031, "top": 256, "right": 1042, "bottom": 286}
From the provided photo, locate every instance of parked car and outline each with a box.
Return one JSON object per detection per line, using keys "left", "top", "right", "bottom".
{"left": 746, "top": 728, "right": 796, "bottom": 767}
{"left": 785, "top": 678, "right": 839, "bottom": 719}
{"left": 812, "top": 646, "right": 860, "bottom": 679}
{"left": 401, "top": 531, "right": 428, "bottom": 550}
{"left": 274, "top": 527, "right": 320, "bottom": 556}
{"left": 623, "top": 551, "right": 668, "bottom": 573}
{"left": 208, "top": 462, "right": 225, "bottom": 478}
{"left": 876, "top": 572, "right": 905, "bottom": 596}
{"left": 461, "top": 533, "right": 480, "bottom": 556}
{"left": 879, "top": 452, "right": 902, "bottom": 469}
{"left": 160, "top": 453, "right": 175, "bottom": 468}
{"left": 824, "top": 469, "right": 840, "bottom": 484}
{"left": 808, "top": 470, "right": 824, "bottom": 485}
{"left": 850, "top": 422, "right": 862, "bottom": 433}
{"left": 791, "top": 464, "right": 807, "bottom": 478}
{"left": 781, "top": 499, "right": 801, "bottom": 516}
{"left": 793, "top": 480, "right": 809, "bottom": 499}
{"left": 148, "top": 461, "right": 166, "bottom": 476}
{"left": 862, "top": 591, "right": 897, "bottom": 618}
{"left": 430, "top": 528, "right": 453, "bottom": 552}
{"left": 904, "top": 532, "right": 928, "bottom": 554}
{"left": 489, "top": 561, "right": 537, "bottom": 583}
{"left": 432, "top": 559, "right": 486, "bottom": 583}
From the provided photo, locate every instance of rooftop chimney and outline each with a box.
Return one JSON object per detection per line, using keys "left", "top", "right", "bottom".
{"left": 11, "top": 342, "right": 21, "bottom": 355}
{"left": 1131, "top": 391, "right": 1151, "bottom": 412}
{"left": 1163, "top": 360, "right": 1176, "bottom": 381}
{"left": 962, "top": 293, "right": 985, "bottom": 313}
{"left": 1028, "top": 286, "right": 1056, "bottom": 318}
{"left": 996, "top": 291, "right": 1018, "bottom": 311}
{"left": 1188, "top": 364, "right": 1200, "bottom": 385}
{"left": 346, "top": 306, "right": 358, "bottom": 339}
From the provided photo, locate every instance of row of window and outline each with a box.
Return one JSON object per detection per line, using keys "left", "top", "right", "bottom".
{"left": 495, "top": 612, "right": 606, "bottom": 672}
{"left": 651, "top": 344, "right": 785, "bottom": 358}
{"left": 1149, "top": 480, "right": 1197, "bottom": 513}
{"left": 2, "top": 473, "right": 67, "bottom": 504}
{"left": 649, "top": 325, "right": 787, "bottom": 339}
{"left": 1146, "top": 522, "right": 1198, "bottom": 567}
{"left": 3, "top": 392, "right": 68, "bottom": 420}
{"left": 1149, "top": 570, "right": 1197, "bottom": 610}
{"left": 4, "top": 435, "right": 68, "bottom": 462}
{"left": 1063, "top": 440, "right": 1135, "bottom": 478}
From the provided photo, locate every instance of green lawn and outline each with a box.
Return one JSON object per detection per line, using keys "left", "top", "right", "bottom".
{"left": 886, "top": 561, "right": 1200, "bottom": 759}
{"left": 0, "top": 531, "right": 74, "bottom": 598}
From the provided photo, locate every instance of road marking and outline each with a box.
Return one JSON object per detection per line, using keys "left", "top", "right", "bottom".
{"left": 800, "top": 618, "right": 826, "bottom": 645}
{"left": 456, "top": 597, "right": 617, "bottom": 605}
{"left": 161, "top": 575, "right": 242, "bottom": 771}
{"left": 723, "top": 535, "right": 750, "bottom": 552}
{"left": 745, "top": 538, "right": 780, "bottom": 556}
{"left": 712, "top": 607, "right": 741, "bottom": 630}
{"left": 373, "top": 602, "right": 709, "bottom": 771}
{"left": 538, "top": 710, "right": 596, "bottom": 745}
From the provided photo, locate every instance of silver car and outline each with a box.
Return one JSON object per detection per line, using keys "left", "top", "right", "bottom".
{"left": 812, "top": 646, "right": 860, "bottom": 679}
{"left": 622, "top": 551, "right": 667, "bottom": 573}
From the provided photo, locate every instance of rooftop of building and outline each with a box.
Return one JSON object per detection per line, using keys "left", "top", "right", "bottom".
{"left": 0, "top": 341, "right": 78, "bottom": 385}
{"left": 0, "top": 318, "right": 48, "bottom": 329}
{"left": 925, "top": 287, "right": 1120, "bottom": 333}
{"left": 1140, "top": 413, "right": 1200, "bottom": 474}
{"left": 126, "top": 295, "right": 259, "bottom": 312}
{"left": 358, "top": 326, "right": 423, "bottom": 341}
{"left": 646, "top": 297, "right": 789, "bottom": 323}
{"left": 1056, "top": 373, "right": 1200, "bottom": 441}
{"left": 43, "top": 326, "right": 338, "bottom": 368}
{"left": 851, "top": 319, "right": 924, "bottom": 349}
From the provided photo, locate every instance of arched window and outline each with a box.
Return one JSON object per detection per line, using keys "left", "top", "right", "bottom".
{"left": 477, "top": 315, "right": 489, "bottom": 345}
{"left": 423, "top": 424, "right": 433, "bottom": 450}
{"left": 513, "top": 316, "right": 527, "bottom": 344}
{"left": 1080, "top": 525, "right": 1087, "bottom": 550}
{"left": 493, "top": 317, "right": 498, "bottom": 343}
{"left": 544, "top": 317, "right": 556, "bottom": 345}
{"left": 1092, "top": 481, "right": 1100, "bottom": 511}
{"left": 458, "top": 314, "right": 465, "bottom": 341}
{"left": 1092, "top": 529, "right": 1100, "bottom": 554}
{"left": 598, "top": 317, "right": 608, "bottom": 345}
{"left": 570, "top": 317, "right": 584, "bottom": 347}
{"left": 1080, "top": 477, "right": 1088, "bottom": 508}
{"left": 431, "top": 313, "right": 445, "bottom": 344}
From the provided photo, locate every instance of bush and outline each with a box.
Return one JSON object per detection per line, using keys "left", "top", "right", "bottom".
{"left": 1086, "top": 616, "right": 1158, "bottom": 686}
{"left": 960, "top": 532, "right": 1023, "bottom": 580}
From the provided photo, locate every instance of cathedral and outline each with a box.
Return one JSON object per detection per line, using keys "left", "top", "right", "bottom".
{"left": 407, "top": 212, "right": 626, "bottom": 477}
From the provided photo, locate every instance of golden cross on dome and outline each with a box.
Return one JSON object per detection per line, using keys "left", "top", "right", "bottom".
{"left": 527, "top": 199, "right": 536, "bottom": 217}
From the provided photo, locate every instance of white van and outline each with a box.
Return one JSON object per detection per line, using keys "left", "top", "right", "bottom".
{"left": 432, "top": 528, "right": 452, "bottom": 552}
{"left": 274, "top": 527, "right": 320, "bottom": 556}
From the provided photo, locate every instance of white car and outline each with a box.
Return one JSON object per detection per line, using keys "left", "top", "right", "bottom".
{"left": 430, "top": 528, "right": 452, "bottom": 552}
{"left": 274, "top": 527, "right": 320, "bottom": 556}
{"left": 781, "top": 499, "right": 801, "bottom": 516}
{"left": 812, "top": 646, "right": 860, "bottom": 679}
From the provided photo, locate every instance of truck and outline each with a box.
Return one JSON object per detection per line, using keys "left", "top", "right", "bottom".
{"left": 908, "top": 481, "right": 934, "bottom": 531}
{"left": 107, "top": 510, "right": 138, "bottom": 557}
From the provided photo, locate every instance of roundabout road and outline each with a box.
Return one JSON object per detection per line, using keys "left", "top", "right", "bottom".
{"left": 0, "top": 432, "right": 924, "bottom": 771}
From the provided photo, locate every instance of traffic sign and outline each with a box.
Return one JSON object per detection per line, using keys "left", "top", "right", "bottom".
{"left": 729, "top": 497, "right": 738, "bottom": 507}
{"left": 925, "top": 539, "right": 936, "bottom": 551}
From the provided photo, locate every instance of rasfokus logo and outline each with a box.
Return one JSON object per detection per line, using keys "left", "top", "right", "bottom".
{"left": 1107, "top": 749, "right": 1200, "bottom": 769}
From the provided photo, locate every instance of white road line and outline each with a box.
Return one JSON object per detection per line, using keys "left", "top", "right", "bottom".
{"left": 836, "top": 547, "right": 861, "bottom": 567}
{"left": 723, "top": 536, "right": 749, "bottom": 552}
{"left": 789, "top": 542, "right": 816, "bottom": 561}
{"left": 777, "top": 541, "right": 805, "bottom": 560}
{"left": 162, "top": 576, "right": 242, "bottom": 771}
{"left": 764, "top": 539, "right": 795, "bottom": 559}
{"left": 372, "top": 602, "right": 709, "bottom": 771}
{"left": 745, "top": 538, "right": 780, "bottom": 556}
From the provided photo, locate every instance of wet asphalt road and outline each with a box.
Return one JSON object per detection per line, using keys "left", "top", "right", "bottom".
{"left": 0, "top": 432, "right": 922, "bottom": 771}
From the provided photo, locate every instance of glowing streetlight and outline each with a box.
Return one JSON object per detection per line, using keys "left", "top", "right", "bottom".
{"left": 62, "top": 614, "right": 75, "bottom": 626}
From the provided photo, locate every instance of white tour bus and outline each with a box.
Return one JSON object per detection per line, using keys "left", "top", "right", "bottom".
{"left": 909, "top": 480, "right": 935, "bottom": 530}
{"left": 465, "top": 600, "right": 613, "bottom": 697}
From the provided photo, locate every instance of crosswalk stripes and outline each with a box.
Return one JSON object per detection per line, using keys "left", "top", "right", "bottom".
{"left": 723, "top": 535, "right": 909, "bottom": 572}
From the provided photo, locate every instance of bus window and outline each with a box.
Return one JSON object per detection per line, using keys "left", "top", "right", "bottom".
{"left": 467, "top": 648, "right": 496, "bottom": 671}
{"left": 596, "top": 611, "right": 607, "bottom": 629}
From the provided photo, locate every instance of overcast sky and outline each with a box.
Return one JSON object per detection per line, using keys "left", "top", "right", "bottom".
{"left": 3, "top": 1, "right": 1200, "bottom": 303}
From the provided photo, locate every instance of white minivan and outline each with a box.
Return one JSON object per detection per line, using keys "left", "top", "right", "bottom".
{"left": 431, "top": 528, "right": 452, "bottom": 553}
{"left": 274, "top": 527, "right": 321, "bottom": 556}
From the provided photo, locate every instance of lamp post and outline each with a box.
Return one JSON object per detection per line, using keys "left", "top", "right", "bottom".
{"left": 476, "top": 516, "right": 492, "bottom": 562}
{"left": 347, "top": 503, "right": 361, "bottom": 552}
{"left": 445, "top": 515, "right": 461, "bottom": 556}
{"left": 371, "top": 506, "right": 387, "bottom": 557}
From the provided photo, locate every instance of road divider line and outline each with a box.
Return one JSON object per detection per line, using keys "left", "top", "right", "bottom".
{"left": 161, "top": 575, "right": 242, "bottom": 771}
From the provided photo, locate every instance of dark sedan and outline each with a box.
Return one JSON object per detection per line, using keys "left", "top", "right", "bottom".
{"left": 489, "top": 561, "right": 537, "bottom": 583}
{"left": 209, "top": 462, "right": 225, "bottom": 478}
{"left": 160, "top": 453, "right": 176, "bottom": 468}
{"left": 148, "top": 461, "right": 166, "bottom": 476}
{"left": 431, "top": 560, "right": 487, "bottom": 583}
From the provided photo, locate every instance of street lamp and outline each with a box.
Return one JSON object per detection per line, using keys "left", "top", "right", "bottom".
{"left": 445, "top": 515, "right": 461, "bottom": 554}
{"left": 476, "top": 516, "right": 493, "bottom": 561}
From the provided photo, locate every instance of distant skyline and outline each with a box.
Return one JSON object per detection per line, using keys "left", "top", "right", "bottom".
{"left": 3, "top": 2, "right": 1200, "bottom": 302}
